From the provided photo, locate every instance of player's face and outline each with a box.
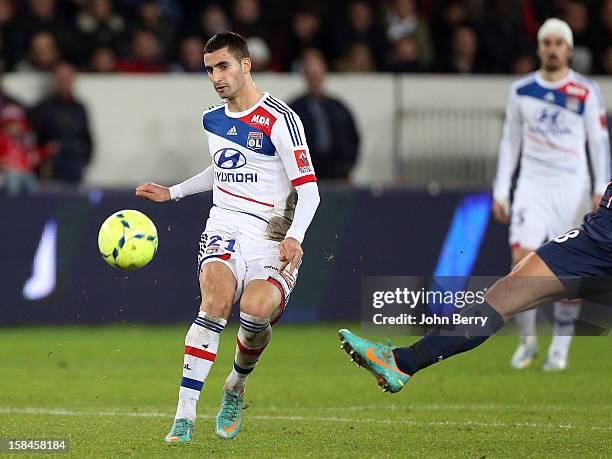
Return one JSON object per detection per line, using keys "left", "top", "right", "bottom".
{"left": 204, "top": 47, "right": 249, "bottom": 99}
{"left": 538, "top": 35, "right": 571, "bottom": 71}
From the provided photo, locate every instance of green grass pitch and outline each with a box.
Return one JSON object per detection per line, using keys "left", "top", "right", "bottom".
{"left": 0, "top": 324, "right": 610, "bottom": 457}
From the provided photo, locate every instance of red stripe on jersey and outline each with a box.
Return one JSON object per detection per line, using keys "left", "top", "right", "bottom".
{"left": 216, "top": 185, "right": 274, "bottom": 207}
{"left": 238, "top": 106, "right": 276, "bottom": 137}
{"left": 558, "top": 82, "right": 589, "bottom": 102}
{"left": 185, "top": 346, "right": 216, "bottom": 361}
{"left": 291, "top": 174, "right": 317, "bottom": 186}
{"left": 236, "top": 337, "right": 267, "bottom": 355}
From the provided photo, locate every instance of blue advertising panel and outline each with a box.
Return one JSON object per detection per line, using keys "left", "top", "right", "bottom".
{"left": 0, "top": 189, "right": 510, "bottom": 325}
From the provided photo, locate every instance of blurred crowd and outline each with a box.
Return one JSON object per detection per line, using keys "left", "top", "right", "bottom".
{"left": 2, "top": 0, "right": 612, "bottom": 194}
{"left": 0, "top": 0, "right": 610, "bottom": 76}
{"left": 0, "top": 63, "right": 92, "bottom": 194}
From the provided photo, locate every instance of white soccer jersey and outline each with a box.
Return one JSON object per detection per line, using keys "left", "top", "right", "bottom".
{"left": 202, "top": 92, "right": 317, "bottom": 240}
{"left": 494, "top": 70, "right": 611, "bottom": 201}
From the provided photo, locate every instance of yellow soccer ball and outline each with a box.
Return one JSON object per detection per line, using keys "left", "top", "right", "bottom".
{"left": 98, "top": 209, "right": 158, "bottom": 270}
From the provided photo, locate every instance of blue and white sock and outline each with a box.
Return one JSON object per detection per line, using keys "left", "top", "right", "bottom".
{"left": 225, "top": 312, "right": 271, "bottom": 391}
{"left": 175, "top": 312, "right": 226, "bottom": 422}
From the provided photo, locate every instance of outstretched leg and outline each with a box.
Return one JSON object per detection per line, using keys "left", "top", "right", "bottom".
{"left": 340, "top": 252, "right": 568, "bottom": 392}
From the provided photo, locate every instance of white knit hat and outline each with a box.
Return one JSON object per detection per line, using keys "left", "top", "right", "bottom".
{"left": 537, "top": 18, "right": 574, "bottom": 48}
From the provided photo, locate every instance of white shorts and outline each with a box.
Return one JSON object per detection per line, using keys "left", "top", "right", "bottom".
{"left": 510, "top": 183, "right": 591, "bottom": 250}
{"left": 197, "top": 217, "right": 298, "bottom": 323}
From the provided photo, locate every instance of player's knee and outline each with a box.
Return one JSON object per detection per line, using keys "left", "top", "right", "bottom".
{"left": 200, "top": 296, "right": 232, "bottom": 317}
{"left": 240, "top": 289, "right": 276, "bottom": 319}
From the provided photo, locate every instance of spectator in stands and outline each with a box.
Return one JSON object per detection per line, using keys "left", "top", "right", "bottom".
{"left": 12, "top": 0, "right": 80, "bottom": 64}
{"left": 511, "top": 52, "right": 537, "bottom": 75}
{"left": 117, "top": 29, "right": 165, "bottom": 73}
{"left": 75, "top": 0, "right": 126, "bottom": 59}
{"left": 290, "top": 49, "right": 360, "bottom": 180}
{"left": 333, "top": 0, "right": 389, "bottom": 70}
{"left": 15, "top": 31, "right": 61, "bottom": 72}
{"left": 389, "top": 35, "right": 424, "bottom": 72}
{"left": 0, "top": 103, "right": 53, "bottom": 195}
{"left": 283, "top": 8, "right": 329, "bottom": 71}
{"left": 478, "top": 0, "right": 524, "bottom": 73}
{"left": 88, "top": 45, "right": 118, "bottom": 72}
{"left": 336, "top": 42, "right": 377, "bottom": 72}
{"left": 187, "top": 4, "right": 231, "bottom": 43}
{"left": 436, "top": 25, "right": 485, "bottom": 73}
{"left": 30, "top": 62, "right": 93, "bottom": 184}
{"left": 385, "top": 0, "right": 433, "bottom": 69}
{"left": 601, "top": 47, "right": 612, "bottom": 75}
{"left": 0, "top": 72, "right": 22, "bottom": 110}
{"left": 232, "top": 0, "right": 267, "bottom": 41}
{"left": 593, "top": 0, "right": 612, "bottom": 74}
{"left": 133, "top": 0, "right": 176, "bottom": 62}
{"left": 563, "top": 0, "right": 593, "bottom": 74}
{"left": 429, "top": 0, "right": 468, "bottom": 67}
{"left": 120, "top": 0, "right": 182, "bottom": 20}
{"left": 169, "top": 36, "right": 203, "bottom": 73}
{"left": 0, "top": 0, "right": 17, "bottom": 71}
{"left": 246, "top": 36, "right": 271, "bottom": 71}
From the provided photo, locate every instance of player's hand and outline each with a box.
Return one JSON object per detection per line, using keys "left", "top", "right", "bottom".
{"left": 279, "top": 237, "right": 303, "bottom": 275}
{"left": 492, "top": 200, "right": 510, "bottom": 224}
{"left": 592, "top": 194, "right": 602, "bottom": 211}
{"left": 135, "top": 182, "right": 171, "bottom": 202}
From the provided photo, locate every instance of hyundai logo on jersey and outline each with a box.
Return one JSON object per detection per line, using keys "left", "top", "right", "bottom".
{"left": 533, "top": 108, "right": 570, "bottom": 135}
{"left": 214, "top": 148, "right": 247, "bottom": 169}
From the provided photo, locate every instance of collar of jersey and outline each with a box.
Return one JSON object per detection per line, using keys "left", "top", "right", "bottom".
{"left": 224, "top": 92, "right": 269, "bottom": 118}
{"left": 534, "top": 69, "right": 574, "bottom": 89}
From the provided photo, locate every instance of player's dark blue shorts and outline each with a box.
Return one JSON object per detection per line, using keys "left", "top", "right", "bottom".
{"left": 536, "top": 208, "right": 612, "bottom": 292}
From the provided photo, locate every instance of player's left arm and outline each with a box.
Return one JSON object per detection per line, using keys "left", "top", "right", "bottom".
{"left": 271, "top": 111, "right": 321, "bottom": 274}
{"left": 584, "top": 82, "right": 611, "bottom": 209}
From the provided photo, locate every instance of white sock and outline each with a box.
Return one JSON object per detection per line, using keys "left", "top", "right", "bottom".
{"left": 515, "top": 309, "right": 537, "bottom": 347}
{"left": 549, "top": 301, "right": 580, "bottom": 360}
{"left": 175, "top": 312, "right": 226, "bottom": 422}
{"left": 225, "top": 312, "right": 271, "bottom": 391}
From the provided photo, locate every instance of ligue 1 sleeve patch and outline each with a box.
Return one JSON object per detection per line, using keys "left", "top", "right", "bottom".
{"left": 294, "top": 149, "right": 312, "bottom": 173}
{"left": 600, "top": 114, "right": 608, "bottom": 129}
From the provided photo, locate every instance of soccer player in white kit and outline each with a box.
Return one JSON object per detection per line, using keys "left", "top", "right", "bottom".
{"left": 136, "top": 32, "right": 320, "bottom": 442}
{"left": 493, "top": 19, "right": 610, "bottom": 371}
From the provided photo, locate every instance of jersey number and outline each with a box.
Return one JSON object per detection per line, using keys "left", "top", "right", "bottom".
{"left": 554, "top": 229, "right": 580, "bottom": 243}
{"left": 206, "top": 235, "right": 236, "bottom": 252}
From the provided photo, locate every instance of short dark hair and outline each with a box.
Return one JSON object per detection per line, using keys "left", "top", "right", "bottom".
{"left": 204, "top": 32, "right": 249, "bottom": 62}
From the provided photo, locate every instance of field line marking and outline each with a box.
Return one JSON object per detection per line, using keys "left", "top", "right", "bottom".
{"left": 0, "top": 407, "right": 610, "bottom": 431}
{"left": 267, "top": 404, "right": 612, "bottom": 413}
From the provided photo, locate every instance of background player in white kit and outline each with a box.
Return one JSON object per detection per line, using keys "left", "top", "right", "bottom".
{"left": 493, "top": 19, "right": 610, "bottom": 371}
{"left": 136, "top": 32, "right": 320, "bottom": 442}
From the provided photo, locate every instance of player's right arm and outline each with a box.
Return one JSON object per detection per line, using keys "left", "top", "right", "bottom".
{"left": 135, "top": 165, "right": 214, "bottom": 202}
{"left": 493, "top": 85, "right": 522, "bottom": 223}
